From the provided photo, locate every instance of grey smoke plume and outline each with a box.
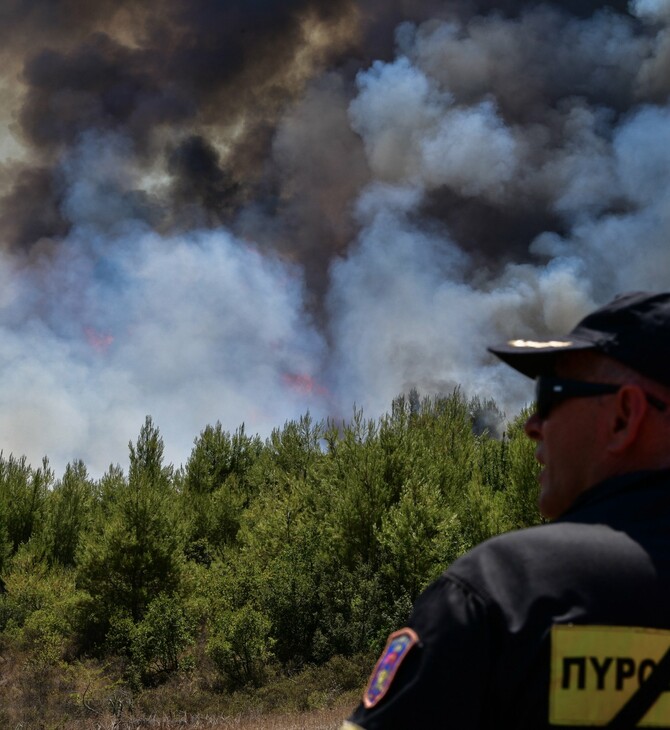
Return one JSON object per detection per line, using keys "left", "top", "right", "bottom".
{"left": 0, "top": 0, "right": 669, "bottom": 473}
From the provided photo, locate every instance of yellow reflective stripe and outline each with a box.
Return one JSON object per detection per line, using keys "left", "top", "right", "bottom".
{"left": 550, "top": 624, "right": 670, "bottom": 726}
{"left": 340, "top": 722, "right": 365, "bottom": 730}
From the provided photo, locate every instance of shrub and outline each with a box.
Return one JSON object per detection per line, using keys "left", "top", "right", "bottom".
{"left": 207, "top": 605, "right": 275, "bottom": 689}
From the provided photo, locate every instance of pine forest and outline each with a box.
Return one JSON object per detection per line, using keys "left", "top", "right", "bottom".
{"left": 0, "top": 390, "right": 541, "bottom": 727}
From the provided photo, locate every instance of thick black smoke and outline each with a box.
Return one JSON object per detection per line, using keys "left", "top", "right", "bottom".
{"left": 0, "top": 0, "right": 635, "bottom": 256}
{"left": 0, "top": 0, "right": 669, "bottom": 472}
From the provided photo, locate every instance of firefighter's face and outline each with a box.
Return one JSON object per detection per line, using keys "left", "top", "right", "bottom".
{"left": 523, "top": 354, "right": 613, "bottom": 520}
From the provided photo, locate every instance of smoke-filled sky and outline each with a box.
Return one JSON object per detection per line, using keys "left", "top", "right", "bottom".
{"left": 1, "top": 0, "right": 669, "bottom": 475}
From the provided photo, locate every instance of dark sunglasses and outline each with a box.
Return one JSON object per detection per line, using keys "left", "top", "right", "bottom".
{"left": 535, "top": 376, "right": 668, "bottom": 420}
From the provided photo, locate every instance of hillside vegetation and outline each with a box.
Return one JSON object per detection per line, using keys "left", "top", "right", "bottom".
{"left": 0, "top": 390, "right": 540, "bottom": 727}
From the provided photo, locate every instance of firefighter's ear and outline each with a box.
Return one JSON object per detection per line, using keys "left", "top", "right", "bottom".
{"left": 608, "top": 385, "right": 647, "bottom": 453}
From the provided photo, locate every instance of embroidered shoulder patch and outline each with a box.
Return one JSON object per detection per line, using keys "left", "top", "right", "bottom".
{"left": 363, "top": 627, "right": 419, "bottom": 709}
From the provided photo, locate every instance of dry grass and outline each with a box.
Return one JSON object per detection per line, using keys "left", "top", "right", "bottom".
{"left": 0, "top": 706, "right": 354, "bottom": 730}
{"left": 15, "top": 699, "right": 356, "bottom": 730}
{"left": 217, "top": 704, "right": 349, "bottom": 729}
{"left": 180, "top": 703, "right": 350, "bottom": 729}
{"left": 0, "top": 644, "right": 365, "bottom": 730}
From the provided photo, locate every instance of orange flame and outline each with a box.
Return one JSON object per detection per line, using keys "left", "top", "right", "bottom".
{"left": 282, "top": 372, "right": 328, "bottom": 397}
{"left": 85, "top": 327, "right": 114, "bottom": 353}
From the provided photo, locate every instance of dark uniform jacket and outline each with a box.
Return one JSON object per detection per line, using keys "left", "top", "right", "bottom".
{"left": 347, "top": 469, "right": 670, "bottom": 729}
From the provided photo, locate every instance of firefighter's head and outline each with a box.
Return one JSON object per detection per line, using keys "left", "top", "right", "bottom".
{"left": 489, "top": 292, "right": 670, "bottom": 518}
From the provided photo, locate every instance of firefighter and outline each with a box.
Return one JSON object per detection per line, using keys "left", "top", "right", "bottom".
{"left": 343, "top": 291, "right": 670, "bottom": 729}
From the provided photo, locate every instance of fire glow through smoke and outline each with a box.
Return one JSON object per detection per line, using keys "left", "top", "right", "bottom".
{"left": 84, "top": 327, "right": 114, "bottom": 354}
{"left": 0, "top": 0, "right": 669, "bottom": 473}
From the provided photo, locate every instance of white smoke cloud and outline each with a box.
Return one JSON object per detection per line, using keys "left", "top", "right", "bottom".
{"left": 531, "top": 104, "right": 670, "bottom": 295}
{"left": 348, "top": 56, "right": 517, "bottom": 200}
{"left": 613, "top": 105, "right": 670, "bottom": 206}
{"left": 418, "top": 100, "right": 518, "bottom": 198}
{"left": 348, "top": 57, "right": 449, "bottom": 183}
{"left": 326, "top": 6, "right": 670, "bottom": 424}
{"left": 630, "top": 0, "right": 670, "bottom": 21}
{"left": 0, "top": 133, "right": 328, "bottom": 474}
{"left": 326, "top": 182, "right": 598, "bottom": 421}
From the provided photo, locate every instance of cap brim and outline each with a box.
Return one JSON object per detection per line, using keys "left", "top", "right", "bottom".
{"left": 488, "top": 336, "right": 595, "bottom": 379}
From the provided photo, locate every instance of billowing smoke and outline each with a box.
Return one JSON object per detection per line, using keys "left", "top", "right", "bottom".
{"left": 0, "top": 0, "right": 669, "bottom": 473}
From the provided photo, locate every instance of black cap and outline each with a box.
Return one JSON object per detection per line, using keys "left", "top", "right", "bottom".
{"left": 488, "top": 291, "right": 670, "bottom": 384}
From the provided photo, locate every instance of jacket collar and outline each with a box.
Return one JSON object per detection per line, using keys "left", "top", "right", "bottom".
{"left": 558, "top": 467, "right": 670, "bottom": 521}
